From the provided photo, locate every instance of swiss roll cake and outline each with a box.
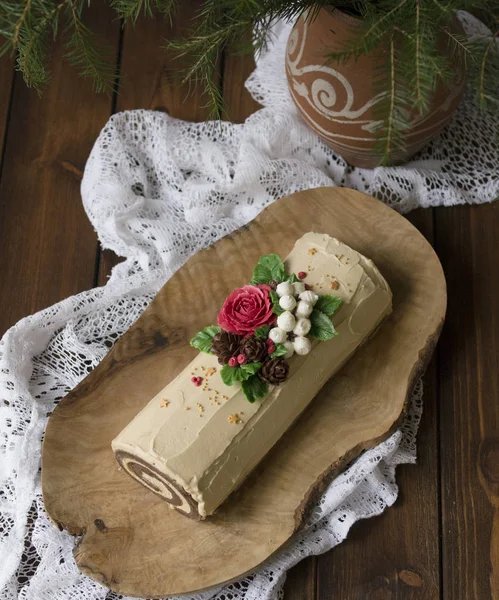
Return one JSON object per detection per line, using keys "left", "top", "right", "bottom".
{"left": 112, "top": 232, "right": 392, "bottom": 519}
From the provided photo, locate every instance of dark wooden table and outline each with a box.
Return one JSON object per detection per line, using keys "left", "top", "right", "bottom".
{"left": 0, "top": 6, "right": 497, "bottom": 600}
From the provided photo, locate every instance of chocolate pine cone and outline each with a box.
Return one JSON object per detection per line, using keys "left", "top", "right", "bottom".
{"left": 211, "top": 331, "right": 241, "bottom": 365}
{"left": 239, "top": 335, "right": 267, "bottom": 363}
{"left": 258, "top": 357, "right": 289, "bottom": 385}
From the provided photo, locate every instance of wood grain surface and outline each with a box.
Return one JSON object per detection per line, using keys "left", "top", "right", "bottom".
{"left": 0, "top": 4, "right": 497, "bottom": 598}
{"left": 0, "top": 58, "right": 14, "bottom": 153}
{"left": 436, "top": 203, "right": 499, "bottom": 600}
{"left": 41, "top": 187, "right": 446, "bottom": 597}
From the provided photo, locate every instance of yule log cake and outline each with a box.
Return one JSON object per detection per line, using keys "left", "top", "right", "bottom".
{"left": 112, "top": 233, "right": 392, "bottom": 519}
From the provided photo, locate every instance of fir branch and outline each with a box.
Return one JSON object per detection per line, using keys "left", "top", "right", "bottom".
{"left": 15, "top": 1, "right": 68, "bottom": 91}
{"left": 325, "top": 2, "right": 412, "bottom": 67}
{"left": 444, "top": 28, "right": 473, "bottom": 76}
{"left": 414, "top": 1, "right": 422, "bottom": 111}
{"left": 202, "top": 59, "right": 225, "bottom": 118}
{"left": 362, "top": 0, "right": 408, "bottom": 42}
{"left": 445, "top": 29, "right": 471, "bottom": 58}
{"left": 16, "top": 24, "right": 50, "bottom": 91}
{"left": 409, "top": 10, "right": 445, "bottom": 112}
{"left": 478, "top": 29, "right": 499, "bottom": 107}
{"left": 384, "top": 36, "right": 396, "bottom": 160}
{"left": 64, "top": 2, "right": 117, "bottom": 93}
{"left": 392, "top": 25, "right": 413, "bottom": 40}
{"left": 429, "top": 0, "right": 452, "bottom": 17}
{"left": 111, "top": 0, "right": 154, "bottom": 20}
{"left": 111, "top": 0, "right": 177, "bottom": 22}
{"left": 13, "top": 0, "right": 32, "bottom": 46}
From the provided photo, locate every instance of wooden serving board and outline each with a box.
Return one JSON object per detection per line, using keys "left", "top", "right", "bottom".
{"left": 42, "top": 187, "right": 446, "bottom": 598}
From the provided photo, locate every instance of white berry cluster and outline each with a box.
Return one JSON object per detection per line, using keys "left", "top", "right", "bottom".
{"left": 268, "top": 281, "right": 318, "bottom": 358}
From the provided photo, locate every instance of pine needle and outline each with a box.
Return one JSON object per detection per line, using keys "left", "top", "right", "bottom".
{"left": 14, "top": 1, "right": 60, "bottom": 91}
{"left": 414, "top": 1, "right": 422, "bottom": 111}
{"left": 64, "top": 2, "right": 117, "bottom": 94}
{"left": 110, "top": 0, "right": 177, "bottom": 22}
{"left": 384, "top": 36, "right": 396, "bottom": 160}
{"left": 362, "top": 0, "right": 407, "bottom": 41}
{"left": 478, "top": 31, "right": 498, "bottom": 108}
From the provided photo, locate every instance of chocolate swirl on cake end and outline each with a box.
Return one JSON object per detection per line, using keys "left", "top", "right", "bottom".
{"left": 115, "top": 451, "right": 200, "bottom": 520}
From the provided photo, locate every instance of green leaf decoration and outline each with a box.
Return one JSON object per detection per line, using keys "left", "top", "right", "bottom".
{"left": 204, "top": 325, "right": 222, "bottom": 337}
{"left": 269, "top": 290, "right": 284, "bottom": 316}
{"left": 241, "top": 375, "right": 269, "bottom": 403}
{"left": 220, "top": 365, "right": 237, "bottom": 386}
{"left": 271, "top": 343, "right": 288, "bottom": 358}
{"left": 220, "top": 362, "right": 262, "bottom": 386}
{"left": 315, "top": 295, "right": 342, "bottom": 316}
{"left": 309, "top": 309, "right": 337, "bottom": 341}
{"left": 240, "top": 362, "right": 262, "bottom": 378}
{"left": 189, "top": 325, "right": 222, "bottom": 354}
{"left": 250, "top": 254, "right": 285, "bottom": 285}
{"left": 255, "top": 325, "right": 271, "bottom": 339}
{"left": 287, "top": 273, "right": 300, "bottom": 283}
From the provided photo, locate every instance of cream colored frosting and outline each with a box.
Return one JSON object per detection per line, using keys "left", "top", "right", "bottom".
{"left": 112, "top": 233, "right": 392, "bottom": 517}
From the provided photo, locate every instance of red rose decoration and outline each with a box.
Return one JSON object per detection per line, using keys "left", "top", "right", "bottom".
{"left": 218, "top": 284, "right": 276, "bottom": 336}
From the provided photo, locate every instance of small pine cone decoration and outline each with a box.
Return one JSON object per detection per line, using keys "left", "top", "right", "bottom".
{"left": 239, "top": 335, "right": 267, "bottom": 363}
{"left": 268, "top": 280, "right": 278, "bottom": 290}
{"left": 258, "top": 357, "right": 289, "bottom": 385}
{"left": 211, "top": 331, "right": 242, "bottom": 365}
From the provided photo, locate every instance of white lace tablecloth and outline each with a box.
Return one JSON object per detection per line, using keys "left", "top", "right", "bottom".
{"left": 0, "top": 12, "right": 497, "bottom": 600}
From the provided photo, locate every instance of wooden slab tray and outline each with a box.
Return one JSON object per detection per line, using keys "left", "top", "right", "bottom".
{"left": 42, "top": 187, "right": 446, "bottom": 598}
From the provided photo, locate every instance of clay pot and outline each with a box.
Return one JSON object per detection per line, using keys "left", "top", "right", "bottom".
{"left": 285, "top": 8, "right": 466, "bottom": 168}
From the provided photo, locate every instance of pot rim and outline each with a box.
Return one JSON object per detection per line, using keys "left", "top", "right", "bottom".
{"left": 321, "top": 5, "right": 363, "bottom": 26}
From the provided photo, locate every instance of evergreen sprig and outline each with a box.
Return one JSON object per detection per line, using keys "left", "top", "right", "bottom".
{"left": 65, "top": 3, "right": 117, "bottom": 93}
{"left": 0, "top": 1, "right": 119, "bottom": 93}
{"left": 1, "top": 0, "right": 497, "bottom": 162}
{"left": 111, "top": 0, "right": 177, "bottom": 22}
